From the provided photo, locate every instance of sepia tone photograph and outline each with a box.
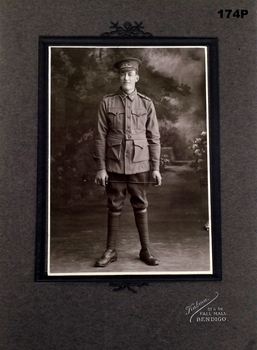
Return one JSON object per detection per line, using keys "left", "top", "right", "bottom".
{"left": 38, "top": 41, "right": 220, "bottom": 278}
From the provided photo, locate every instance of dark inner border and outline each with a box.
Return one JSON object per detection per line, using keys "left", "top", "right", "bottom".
{"left": 36, "top": 36, "right": 221, "bottom": 282}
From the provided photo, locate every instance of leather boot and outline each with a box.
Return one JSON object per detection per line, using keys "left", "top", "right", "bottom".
{"left": 134, "top": 209, "right": 159, "bottom": 266}
{"left": 95, "top": 211, "right": 120, "bottom": 267}
{"left": 140, "top": 248, "right": 159, "bottom": 266}
{"left": 94, "top": 249, "right": 117, "bottom": 267}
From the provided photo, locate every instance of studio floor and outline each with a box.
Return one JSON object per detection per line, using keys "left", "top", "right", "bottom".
{"left": 49, "top": 163, "right": 211, "bottom": 276}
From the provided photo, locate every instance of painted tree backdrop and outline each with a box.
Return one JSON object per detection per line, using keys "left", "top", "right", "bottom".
{"left": 50, "top": 47, "right": 207, "bottom": 206}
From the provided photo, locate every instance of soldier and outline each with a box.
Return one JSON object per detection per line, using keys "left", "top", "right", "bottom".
{"left": 94, "top": 57, "right": 162, "bottom": 267}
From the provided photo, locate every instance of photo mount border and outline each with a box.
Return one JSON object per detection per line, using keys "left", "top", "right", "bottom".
{"left": 36, "top": 36, "right": 221, "bottom": 283}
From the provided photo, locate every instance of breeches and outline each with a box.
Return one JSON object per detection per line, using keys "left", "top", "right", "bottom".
{"left": 106, "top": 172, "right": 150, "bottom": 212}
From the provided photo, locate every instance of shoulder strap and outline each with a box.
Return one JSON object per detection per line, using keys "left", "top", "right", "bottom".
{"left": 137, "top": 92, "right": 152, "bottom": 101}
{"left": 102, "top": 92, "right": 117, "bottom": 99}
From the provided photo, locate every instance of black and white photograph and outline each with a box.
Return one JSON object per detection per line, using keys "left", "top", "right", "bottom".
{"left": 38, "top": 40, "right": 221, "bottom": 279}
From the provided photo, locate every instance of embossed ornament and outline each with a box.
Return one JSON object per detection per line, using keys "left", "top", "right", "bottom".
{"left": 101, "top": 21, "right": 153, "bottom": 37}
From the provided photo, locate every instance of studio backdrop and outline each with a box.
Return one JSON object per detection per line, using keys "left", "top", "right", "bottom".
{"left": 36, "top": 37, "right": 221, "bottom": 281}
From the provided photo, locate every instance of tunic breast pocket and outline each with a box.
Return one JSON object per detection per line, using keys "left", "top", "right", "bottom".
{"left": 131, "top": 109, "right": 147, "bottom": 131}
{"left": 107, "top": 108, "right": 124, "bottom": 130}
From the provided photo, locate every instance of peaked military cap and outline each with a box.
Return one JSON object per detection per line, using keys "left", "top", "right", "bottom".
{"left": 114, "top": 58, "right": 142, "bottom": 72}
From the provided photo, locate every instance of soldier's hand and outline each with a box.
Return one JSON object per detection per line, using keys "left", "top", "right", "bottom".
{"left": 95, "top": 169, "right": 108, "bottom": 187}
{"left": 152, "top": 170, "right": 162, "bottom": 187}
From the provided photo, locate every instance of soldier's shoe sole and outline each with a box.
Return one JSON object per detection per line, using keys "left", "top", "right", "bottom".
{"left": 94, "top": 257, "right": 117, "bottom": 267}
{"left": 140, "top": 257, "right": 160, "bottom": 266}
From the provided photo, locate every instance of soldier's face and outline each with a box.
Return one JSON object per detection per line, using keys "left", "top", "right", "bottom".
{"left": 119, "top": 70, "right": 139, "bottom": 94}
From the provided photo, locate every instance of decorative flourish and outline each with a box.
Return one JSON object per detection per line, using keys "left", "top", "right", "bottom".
{"left": 101, "top": 21, "right": 153, "bottom": 37}
{"left": 109, "top": 282, "right": 149, "bottom": 293}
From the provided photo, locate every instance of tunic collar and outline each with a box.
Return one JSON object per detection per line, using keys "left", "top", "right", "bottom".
{"left": 118, "top": 88, "right": 137, "bottom": 101}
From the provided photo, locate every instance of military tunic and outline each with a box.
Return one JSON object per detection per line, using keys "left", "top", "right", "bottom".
{"left": 94, "top": 88, "right": 160, "bottom": 175}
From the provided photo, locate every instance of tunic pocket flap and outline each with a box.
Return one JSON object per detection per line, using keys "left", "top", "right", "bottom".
{"left": 108, "top": 109, "right": 118, "bottom": 116}
{"left": 108, "top": 108, "right": 124, "bottom": 116}
{"left": 107, "top": 138, "right": 123, "bottom": 147}
{"left": 133, "top": 139, "right": 148, "bottom": 149}
{"left": 132, "top": 109, "right": 147, "bottom": 117}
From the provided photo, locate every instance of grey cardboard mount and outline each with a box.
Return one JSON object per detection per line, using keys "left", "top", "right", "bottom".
{"left": 1, "top": 1, "right": 256, "bottom": 349}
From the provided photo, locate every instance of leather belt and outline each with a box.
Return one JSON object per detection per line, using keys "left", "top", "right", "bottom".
{"left": 107, "top": 132, "right": 147, "bottom": 141}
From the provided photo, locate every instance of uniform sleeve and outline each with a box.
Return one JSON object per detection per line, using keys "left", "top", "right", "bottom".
{"left": 146, "top": 101, "right": 161, "bottom": 171}
{"left": 94, "top": 99, "right": 108, "bottom": 170}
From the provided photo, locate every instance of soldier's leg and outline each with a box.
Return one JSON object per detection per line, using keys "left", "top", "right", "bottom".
{"left": 106, "top": 210, "right": 120, "bottom": 250}
{"left": 134, "top": 208, "right": 149, "bottom": 250}
{"left": 128, "top": 172, "right": 159, "bottom": 266}
{"left": 95, "top": 173, "right": 126, "bottom": 267}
